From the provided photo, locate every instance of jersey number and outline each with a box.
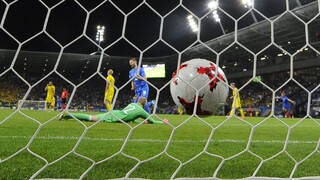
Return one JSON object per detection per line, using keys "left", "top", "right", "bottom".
{"left": 123, "top": 105, "right": 135, "bottom": 114}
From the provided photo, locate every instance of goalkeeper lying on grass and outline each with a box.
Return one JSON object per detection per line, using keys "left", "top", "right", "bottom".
{"left": 59, "top": 97, "right": 169, "bottom": 124}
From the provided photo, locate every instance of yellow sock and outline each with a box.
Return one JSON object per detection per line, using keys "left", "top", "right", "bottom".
{"left": 240, "top": 109, "right": 245, "bottom": 118}
{"left": 229, "top": 108, "right": 235, "bottom": 116}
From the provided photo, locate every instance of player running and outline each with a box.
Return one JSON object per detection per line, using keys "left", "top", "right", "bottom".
{"left": 275, "top": 91, "right": 295, "bottom": 118}
{"left": 59, "top": 97, "right": 168, "bottom": 124}
{"left": 128, "top": 58, "right": 154, "bottom": 113}
{"left": 104, "top": 69, "right": 115, "bottom": 111}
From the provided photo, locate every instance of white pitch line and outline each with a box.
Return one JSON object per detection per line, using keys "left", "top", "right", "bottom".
{"left": 0, "top": 135, "right": 318, "bottom": 144}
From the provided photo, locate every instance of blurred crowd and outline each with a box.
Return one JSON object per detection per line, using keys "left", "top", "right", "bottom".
{"left": 1, "top": 68, "right": 320, "bottom": 117}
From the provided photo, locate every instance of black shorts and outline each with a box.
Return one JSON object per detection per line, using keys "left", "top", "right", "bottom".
{"left": 62, "top": 98, "right": 67, "bottom": 104}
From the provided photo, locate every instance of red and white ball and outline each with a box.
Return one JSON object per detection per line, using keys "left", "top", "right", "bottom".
{"left": 170, "top": 59, "right": 229, "bottom": 115}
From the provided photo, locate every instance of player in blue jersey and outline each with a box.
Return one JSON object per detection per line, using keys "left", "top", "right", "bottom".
{"left": 275, "top": 91, "right": 295, "bottom": 118}
{"left": 129, "top": 58, "right": 154, "bottom": 113}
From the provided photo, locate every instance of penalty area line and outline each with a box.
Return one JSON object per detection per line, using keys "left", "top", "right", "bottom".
{"left": 0, "top": 135, "right": 318, "bottom": 144}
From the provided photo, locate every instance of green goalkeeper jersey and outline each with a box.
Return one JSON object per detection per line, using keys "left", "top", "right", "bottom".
{"left": 97, "top": 103, "right": 162, "bottom": 124}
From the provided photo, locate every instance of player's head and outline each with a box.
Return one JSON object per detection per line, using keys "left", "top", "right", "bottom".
{"left": 49, "top": 81, "right": 53, "bottom": 85}
{"left": 129, "top": 58, "right": 138, "bottom": 68}
{"left": 281, "top": 91, "right": 286, "bottom": 96}
{"left": 107, "top": 69, "right": 113, "bottom": 75}
{"left": 137, "top": 97, "right": 147, "bottom": 107}
{"left": 63, "top": 87, "right": 67, "bottom": 91}
{"left": 230, "top": 82, "right": 235, "bottom": 88}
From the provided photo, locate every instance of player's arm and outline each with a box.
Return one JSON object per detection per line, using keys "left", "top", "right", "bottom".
{"left": 135, "top": 68, "right": 147, "bottom": 81}
{"left": 288, "top": 98, "right": 295, "bottom": 104}
{"left": 139, "top": 110, "right": 167, "bottom": 124}
{"left": 129, "top": 72, "right": 135, "bottom": 91}
{"left": 45, "top": 84, "right": 48, "bottom": 91}
{"left": 105, "top": 77, "right": 110, "bottom": 94}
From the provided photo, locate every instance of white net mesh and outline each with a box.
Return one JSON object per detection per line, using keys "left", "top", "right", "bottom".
{"left": 0, "top": 0, "right": 320, "bottom": 179}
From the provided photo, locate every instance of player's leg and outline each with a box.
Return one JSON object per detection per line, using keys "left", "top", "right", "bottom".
{"left": 60, "top": 113, "right": 92, "bottom": 121}
{"left": 59, "top": 113, "right": 105, "bottom": 122}
{"left": 62, "top": 98, "right": 66, "bottom": 110}
{"left": 45, "top": 97, "right": 51, "bottom": 111}
{"left": 239, "top": 108, "right": 245, "bottom": 119}
{"left": 141, "top": 86, "right": 153, "bottom": 113}
{"left": 229, "top": 100, "right": 236, "bottom": 116}
{"left": 51, "top": 101, "right": 55, "bottom": 111}
{"left": 236, "top": 100, "right": 245, "bottom": 119}
{"left": 133, "top": 90, "right": 139, "bottom": 103}
{"left": 105, "top": 91, "right": 114, "bottom": 111}
{"left": 282, "top": 107, "right": 288, "bottom": 118}
{"left": 178, "top": 107, "right": 184, "bottom": 115}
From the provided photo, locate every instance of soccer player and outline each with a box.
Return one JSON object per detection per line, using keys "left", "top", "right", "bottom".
{"left": 275, "top": 91, "right": 295, "bottom": 118}
{"left": 45, "top": 81, "right": 55, "bottom": 111}
{"left": 228, "top": 82, "right": 245, "bottom": 119}
{"left": 129, "top": 58, "right": 153, "bottom": 113}
{"left": 61, "top": 87, "right": 69, "bottom": 110}
{"left": 104, "top": 69, "right": 115, "bottom": 111}
{"left": 59, "top": 97, "right": 169, "bottom": 124}
{"left": 178, "top": 106, "right": 185, "bottom": 115}
{"left": 56, "top": 95, "right": 62, "bottom": 110}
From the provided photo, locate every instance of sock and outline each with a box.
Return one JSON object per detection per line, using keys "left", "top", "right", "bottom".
{"left": 240, "top": 109, "right": 245, "bottom": 118}
{"left": 229, "top": 108, "right": 235, "bottom": 116}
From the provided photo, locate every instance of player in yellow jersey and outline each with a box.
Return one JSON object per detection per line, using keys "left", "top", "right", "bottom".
{"left": 45, "top": 81, "right": 55, "bottom": 111}
{"left": 229, "top": 82, "right": 245, "bottom": 119}
{"left": 177, "top": 106, "right": 185, "bottom": 115}
{"left": 104, "top": 69, "right": 115, "bottom": 111}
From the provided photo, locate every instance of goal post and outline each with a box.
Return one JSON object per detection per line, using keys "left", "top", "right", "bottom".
{"left": 18, "top": 100, "right": 47, "bottom": 111}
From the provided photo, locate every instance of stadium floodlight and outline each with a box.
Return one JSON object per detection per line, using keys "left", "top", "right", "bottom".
{"left": 208, "top": 0, "right": 218, "bottom": 9}
{"left": 208, "top": 1, "right": 220, "bottom": 22}
{"left": 242, "top": 0, "right": 253, "bottom": 8}
{"left": 96, "top": 25, "right": 105, "bottom": 44}
{"left": 187, "top": 15, "right": 198, "bottom": 32}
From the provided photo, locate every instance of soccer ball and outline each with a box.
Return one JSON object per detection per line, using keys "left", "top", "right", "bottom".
{"left": 170, "top": 59, "right": 229, "bottom": 115}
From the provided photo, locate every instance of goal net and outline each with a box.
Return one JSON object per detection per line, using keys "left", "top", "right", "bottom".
{"left": 18, "top": 100, "right": 47, "bottom": 110}
{"left": 0, "top": 0, "right": 319, "bottom": 179}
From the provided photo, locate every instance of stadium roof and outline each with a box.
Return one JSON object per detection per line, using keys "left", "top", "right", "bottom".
{"left": 0, "top": 1, "right": 319, "bottom": 79}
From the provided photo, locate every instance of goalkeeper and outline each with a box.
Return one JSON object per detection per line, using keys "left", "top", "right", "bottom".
{"left": 59, "top": 97, "right": 168, "bottom": 124}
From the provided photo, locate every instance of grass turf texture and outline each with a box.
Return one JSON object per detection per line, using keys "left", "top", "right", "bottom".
{"left": 0, "top": 109, "right": 319, "bottom": 179}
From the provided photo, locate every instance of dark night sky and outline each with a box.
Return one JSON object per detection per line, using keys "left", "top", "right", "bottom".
{"left": 0, "top": 0, "right": 316, "bottom": 57}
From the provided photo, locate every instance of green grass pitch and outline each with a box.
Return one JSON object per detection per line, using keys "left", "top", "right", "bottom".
{"left": 0, "top": 109, "right": 319, "bottom": 179}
